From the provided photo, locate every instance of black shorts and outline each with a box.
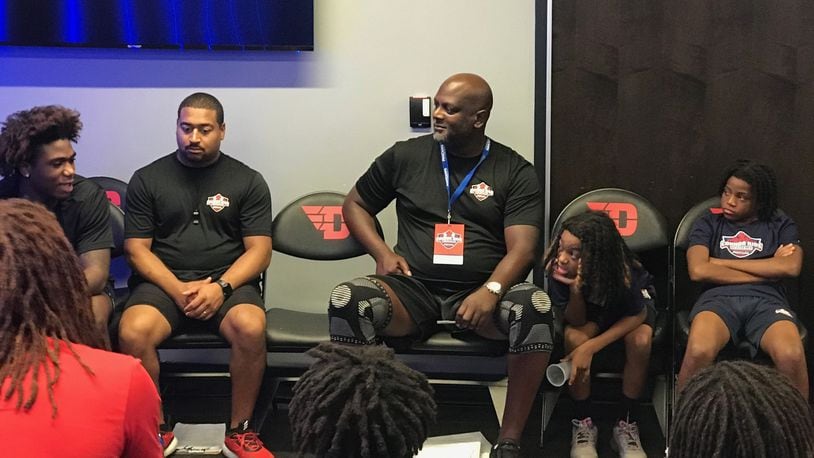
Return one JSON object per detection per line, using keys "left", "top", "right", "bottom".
{"left": 690, "top": 295, "right": 797, "bottom": 357}
{"left": 369, "top": 274, "right": 554, "bottom": 347}
{"left": 369, "top": 274, "right": 472, "bottom": 340}
{"left": 584, "top": 298, "right": 657, "bottom": 333}
{"left": 124, "top": 281, "right": 264, "bottom": 334}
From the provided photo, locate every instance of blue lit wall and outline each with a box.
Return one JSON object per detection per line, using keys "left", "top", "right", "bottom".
{"left": 0, "top": 0, "right": 313, "bottom": 50}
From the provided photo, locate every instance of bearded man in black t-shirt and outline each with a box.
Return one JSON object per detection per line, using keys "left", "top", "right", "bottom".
{"left": 0, "top": 105, "right": 114, "bottom": 340}
{"left": 118, "top": 93, "right": 274, "bottom": 457}
{"left": 328, "top": 74, "right": 553, "bottom": 458}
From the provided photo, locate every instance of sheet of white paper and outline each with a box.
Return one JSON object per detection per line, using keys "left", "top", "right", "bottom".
{"left": 417, "top": 431, "right": 492, "bottom": 458}
{"left": 172, "top": 423, "right": 224, "bottom": 455}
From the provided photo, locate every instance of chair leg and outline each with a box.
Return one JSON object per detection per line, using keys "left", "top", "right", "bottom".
{"left": 539, "top": 388, "right": 561, "bottom": 448}
{"left": 487, "top": 378, "right": 508, "bottom": 426}
{"left": 252, "top": 376, "right": 280, "bottom": 431}
{"left": 653, "top": 375, "right": 669, "bottom": 437}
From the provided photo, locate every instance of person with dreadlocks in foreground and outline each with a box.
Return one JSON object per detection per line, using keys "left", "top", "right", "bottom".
{"left": 543, "top": 211, "right": 657, "bottom": 458}
{"left": 677, "top": 160, "right": 808, "bottom": 400}
{"left": 670, "top": 360, "right": 814, "bottom": 458}
{"left": 289, "top": 342, "right": 436, "bottom": 458}
{"left": 0, "top": 199, "right": 162, "bottom": 457}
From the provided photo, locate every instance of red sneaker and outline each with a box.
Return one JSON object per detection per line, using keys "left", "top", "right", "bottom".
{"left": 222, "top": 421, "right": 274, "bottom": 458}
{"left": 159, "top": 429, "right": 178, "bottom": 457}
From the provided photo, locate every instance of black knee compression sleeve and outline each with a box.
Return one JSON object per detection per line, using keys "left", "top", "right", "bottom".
{"left": 328, "top": 277, "right": 393, "bottom": 345}
{"left": 495, "top": 282, "right": 554, "bottom": 353}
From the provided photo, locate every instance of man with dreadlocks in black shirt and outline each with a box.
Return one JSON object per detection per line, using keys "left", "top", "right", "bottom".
{"left": 677, "top": 160, "right": 808, "bottom": 401}
{"left": 289, "top": 342, "right": 436, "bottom": 458}
{"left": 670, "top": 360, "right": 814, "bottom": 458}
{"left": 544, "top": 211, "right": 656, "bottom": 458}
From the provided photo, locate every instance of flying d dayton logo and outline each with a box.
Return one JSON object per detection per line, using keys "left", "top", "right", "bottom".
{"left": 469, "top": 182, "right": 494, "bottom": 202}
{"left": 206, "top": 193, "right": 230, "bottom": 212}
{"left": 436, "top": 229, "right": 462, "bottom": 249}
{"left": 720, "top": 231, "right": 763, "bottom": 258}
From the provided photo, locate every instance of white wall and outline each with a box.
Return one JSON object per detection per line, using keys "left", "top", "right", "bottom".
{"left": 0, "top": 0, "right": 535, "bottom": 312}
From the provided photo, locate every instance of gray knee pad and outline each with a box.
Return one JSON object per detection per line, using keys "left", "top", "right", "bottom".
{"left": 495, "top": 283, "right": 554, "bottom": 353}
{"left": 328, "top": 277, "right": 393, "bottom": 345}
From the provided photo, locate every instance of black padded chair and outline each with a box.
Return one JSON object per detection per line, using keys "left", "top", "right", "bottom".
{"left": 541, "top": 188, "right": 672, "bottom": 444}
{"left": 88, "top": 175, "right": 127, "bottom": 211}
{"left": 89, "top": 176, "right": 130, "bottom": 292}
{"left": 264, "top": 190, "right": 379, "bottom": 354}
{"left": 672, "top": 197, "right": 807, "bottom": 369}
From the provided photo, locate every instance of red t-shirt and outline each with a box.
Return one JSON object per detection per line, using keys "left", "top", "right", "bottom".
{"left": 0, "top": 340, "right": 162, "bottom": 457}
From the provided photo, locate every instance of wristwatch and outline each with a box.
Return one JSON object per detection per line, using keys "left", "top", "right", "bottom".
{"left": 216, "top": 279, "right": 233, "bottom": 299}
{"left": 484, "top": 281, "right": 503, "bottom": 297}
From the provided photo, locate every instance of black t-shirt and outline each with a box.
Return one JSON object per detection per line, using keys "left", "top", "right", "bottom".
{"left": 355, "top": 135, "right": 543, "bottom": 292}
{"left": 548, "top": 264, "right": 655, "bottom": 331}
{"left": 689, "top": 211, "right": 799, "bottom": 302}
{"left": 125, "top": 152, "right": 272, "bottom": 283}
{"left": 0, "top": 174, "right": 113, "bottom": 255}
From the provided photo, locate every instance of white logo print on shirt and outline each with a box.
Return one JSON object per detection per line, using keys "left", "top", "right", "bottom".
{"left": 469, "top": 182, "right": 494, "bottom": 202}
{"left": 206, "top": 193, "right": 230, "bottom": 212}
{"left": 719, "top": 231, "right": 763, "bottom": 258}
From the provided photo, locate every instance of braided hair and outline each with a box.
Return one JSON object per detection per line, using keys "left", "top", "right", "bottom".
{"left": 0, "top": 105, "right": 82, "bottom": 177}
{"left": 543, "top": 210, "right": 640, "bottom": 307}
{"left": 0, "top": 199, "right": 106, "bottom": 418}
{"left": 670, "top": 360, "right": 814, "bottom": 458}
{"left": 289, "top": 343, "right": 437, "bottom": 458}
{"left": 719, "top": 159, "right": 778, "bottom": 221}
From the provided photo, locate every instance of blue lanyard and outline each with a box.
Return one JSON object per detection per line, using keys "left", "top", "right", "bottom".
{"left": 440, "top": 138, "right": 491, "bottom": 224}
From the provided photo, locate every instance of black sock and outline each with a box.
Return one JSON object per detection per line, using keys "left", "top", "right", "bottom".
{"left": 573, "top": 398, "right": 593, "bottom": 420}
{"left": 228, "top": 419, "right": 251, "bottom": 433}
{"left": 617, "top": 395, "right": 639, "bottom": 423}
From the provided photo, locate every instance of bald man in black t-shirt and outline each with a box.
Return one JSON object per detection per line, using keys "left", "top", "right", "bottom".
{"left": 329, "top": 74, "right": 553, "bottom": 458}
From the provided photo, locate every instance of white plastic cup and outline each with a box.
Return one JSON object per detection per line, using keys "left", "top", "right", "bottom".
{"left": 546, "top": 361, "right": 572, "bottom": 387}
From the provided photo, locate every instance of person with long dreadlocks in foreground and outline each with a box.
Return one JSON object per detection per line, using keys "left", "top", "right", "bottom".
{"left": 669, "top": 360, "right": 814, "bottom": 458}
{"left": 543, "top": 211, "right": 657, "bottom": 458}
{"left": 289, "top": 342, "right": 437, "bottom": 458}
{"left": 0, "top": 199, "right": 162, "bottom": 457}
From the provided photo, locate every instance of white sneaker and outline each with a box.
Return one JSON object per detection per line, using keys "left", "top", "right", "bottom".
{"left": 570, "top": 417, "right": 598, "bottom": 458}
{"left": 611, "top": 419, "right": 647, "bottom": 457}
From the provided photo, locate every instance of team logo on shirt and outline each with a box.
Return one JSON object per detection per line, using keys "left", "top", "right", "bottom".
{"left": 469, "top": 182, "right": 494, "bottom": 201}
{"left": 436, "top": 229, "right": 463, "bottom": 249}
{"left": 719, "top": 231, "right": 763, "bottom": 258}
{"left": 206, "top": 193, "right": 230, "bottom": 212}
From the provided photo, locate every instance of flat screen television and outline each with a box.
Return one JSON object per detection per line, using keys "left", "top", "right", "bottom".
{"left": 0, "top": 0, "right": 314, "bottom": 51}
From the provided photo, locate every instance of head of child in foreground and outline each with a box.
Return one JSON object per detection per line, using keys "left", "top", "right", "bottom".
{"left": 543, "top": 210, "right": 639, "bottom": 307}
{"left": 289, "top": 342, "right": 437, "bottom": 458}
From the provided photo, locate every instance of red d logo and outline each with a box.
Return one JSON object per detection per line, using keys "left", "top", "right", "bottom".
{"left": 586, "top": 202, "right": 638, "bottom": 236}
{"left": 301, "top": 205, "right": 350, "bottom": 240}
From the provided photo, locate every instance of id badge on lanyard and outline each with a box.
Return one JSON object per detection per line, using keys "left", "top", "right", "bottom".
{"left": 432, "top": 139, "right": 490, "bottom": 265}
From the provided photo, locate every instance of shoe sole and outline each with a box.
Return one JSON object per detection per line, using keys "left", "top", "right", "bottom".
{"left": 610, "top": 435, "right": 647, "bottom": 458}
{"left": 163, "top": 436, "right": 178, "bottom": 457}
{"left": 221, "top": 442, "right": 238, "bottom": 458}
